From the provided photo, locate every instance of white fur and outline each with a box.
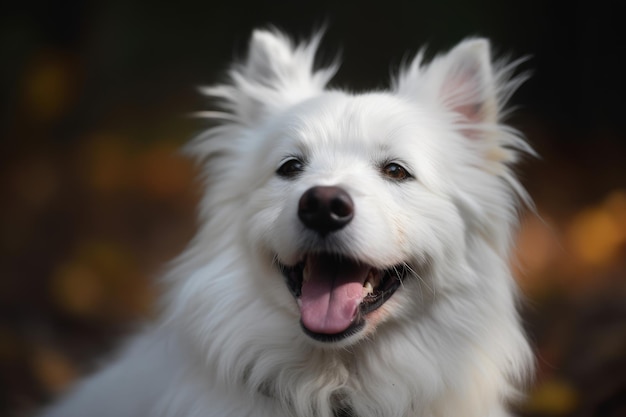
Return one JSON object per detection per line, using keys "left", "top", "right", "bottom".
{"left": 41, "top": 29, "right": 534, "bottom": 417}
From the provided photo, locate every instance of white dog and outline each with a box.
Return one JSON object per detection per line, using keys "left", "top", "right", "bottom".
{"left": 41, "top": 29, "right": 534, "bottom": 417}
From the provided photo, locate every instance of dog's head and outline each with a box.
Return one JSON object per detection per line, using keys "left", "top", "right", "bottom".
{"left": 188, "top": 29, "right": 529, "bottom": 347}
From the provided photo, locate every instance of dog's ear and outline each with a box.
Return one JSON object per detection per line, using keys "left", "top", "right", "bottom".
{"left": 395, "top": 38, "right": 502, "bottom": 133}
{"left": 395, "top": 39, "right": 531, "bottom": 170}
{"left": 432, "top": 39, "right": 498, "bottom": 128}
{"left": 200, "top": 29, "right": 336, "bottom": 126}
{"left": 244, "top": 30, "right": 314, "bottom": 91}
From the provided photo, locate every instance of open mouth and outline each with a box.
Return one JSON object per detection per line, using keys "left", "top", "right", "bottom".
{"left": 279, "top": 253, "right": 407, "bottom": 342}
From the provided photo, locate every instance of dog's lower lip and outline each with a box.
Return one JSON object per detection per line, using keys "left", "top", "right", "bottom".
{"left": 300, "top": 318, "right": 366, "bottom": 342}
{"left": 279, "top": 254, "right": 406, "bottom": 341}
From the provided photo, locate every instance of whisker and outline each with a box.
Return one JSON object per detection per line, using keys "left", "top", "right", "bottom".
{"left": 392, "top": 265, "right": 403, "bottom": 287}
{"left": 403, "top": 262, "right": 435, "bottom": 297}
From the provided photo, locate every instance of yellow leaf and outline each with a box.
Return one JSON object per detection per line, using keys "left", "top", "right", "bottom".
{"left": 31, "top": 346, "right": 78, "bottom": 394}
{"left": 135, "top": 143, "right": 194, "bottom": 199}
{"left": 567, "top": 206, "right": 623, "bottom": 267}
{"left": 51, "top": 261, "right": 105, "bottom": 318}
{"left": 523, "top": 377, "right": 578, "bottom": 415}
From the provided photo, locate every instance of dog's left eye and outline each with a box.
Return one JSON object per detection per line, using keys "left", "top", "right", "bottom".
{"left": 277, "top": 158, "right": 305, "bottom": 178}
{"left": 382, "top": 162, "right": 412, "bottom": 181}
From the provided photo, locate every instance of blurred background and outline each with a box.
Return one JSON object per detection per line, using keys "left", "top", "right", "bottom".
{"left": 1, "top": 0, "right": 625, "bottom": 416}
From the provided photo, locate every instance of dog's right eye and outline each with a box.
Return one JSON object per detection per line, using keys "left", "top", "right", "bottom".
{"left": 381, "top": 162, "right": 412, "bottom": 181}
{"left": 277, "top": 158, "right": 304, "bottom": 178}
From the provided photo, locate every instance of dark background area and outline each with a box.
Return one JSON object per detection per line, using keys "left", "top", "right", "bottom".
{"left": 1, "top": 1, "right": 625, "bottom": 416}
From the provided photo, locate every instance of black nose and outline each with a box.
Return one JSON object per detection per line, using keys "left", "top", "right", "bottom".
{"left": 298, "top": 186, "right": 354, "bottom": 235}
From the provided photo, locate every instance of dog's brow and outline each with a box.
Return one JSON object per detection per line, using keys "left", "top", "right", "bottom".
{"left": 377, "top": 143, "right": 392, "bottom": 153}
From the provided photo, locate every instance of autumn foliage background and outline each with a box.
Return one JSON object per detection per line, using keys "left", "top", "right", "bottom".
{"left": 1, "top": 1, "right": 625, "bottom": 416}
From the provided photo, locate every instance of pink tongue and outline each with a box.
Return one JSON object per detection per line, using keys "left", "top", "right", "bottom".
{"left": 300, "top": 255, "right": 369, "bottom": 334}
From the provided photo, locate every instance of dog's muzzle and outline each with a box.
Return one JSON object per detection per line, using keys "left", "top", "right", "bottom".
{"left": 277, "top": 185, "right": 406, "bottom": 343}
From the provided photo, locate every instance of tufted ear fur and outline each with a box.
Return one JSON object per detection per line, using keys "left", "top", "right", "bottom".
{"left": 199, "top": 29, "right": 337, "bottom": 126}
{"left": 434, "top": 39, "right": 498, "bottom": 127}
{"left": 395, "top": 38, "right": 531, "bottom": 168}
{"left": 395, "top": 38, "right": 507, "bottom": 133}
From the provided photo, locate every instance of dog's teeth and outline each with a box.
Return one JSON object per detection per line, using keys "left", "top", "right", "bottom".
{"left": 364, "top": 281, "right": 374, "bottom": 294}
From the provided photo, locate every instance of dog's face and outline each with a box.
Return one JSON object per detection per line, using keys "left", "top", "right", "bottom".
{"left": 240, "top": 92, "right": 467, "bottom": 344}
{"left": 192, "top": 30, "right": 524, "bottom": 347}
